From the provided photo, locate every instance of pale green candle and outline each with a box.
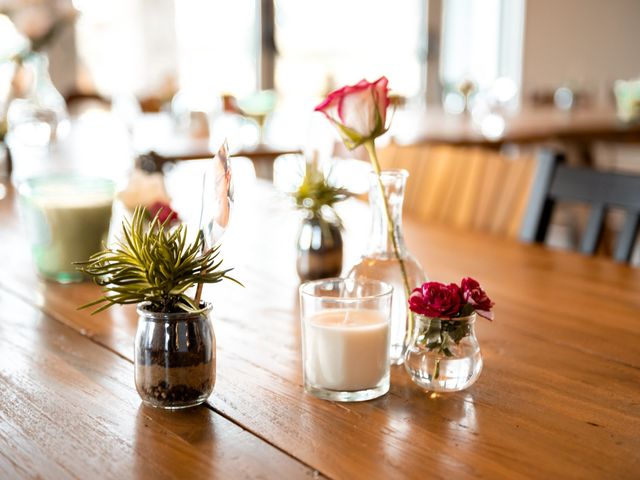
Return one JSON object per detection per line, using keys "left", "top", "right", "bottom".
{"left": 19, "top": 175, "right": 115, "bottom": 283}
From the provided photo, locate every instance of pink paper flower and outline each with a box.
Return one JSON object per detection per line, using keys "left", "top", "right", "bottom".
{"left": 409, "top": 282, "right": 463, "bottom": 319}
{"left": 314, "top": 77, "right": 390, "bottom": 149}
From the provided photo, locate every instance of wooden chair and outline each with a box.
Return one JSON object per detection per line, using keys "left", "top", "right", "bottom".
{"left": 377, "top": 142, "right": 537, "bottom": 238}
{"left": 520, "top": 150, "right": 640, "bottom": 263}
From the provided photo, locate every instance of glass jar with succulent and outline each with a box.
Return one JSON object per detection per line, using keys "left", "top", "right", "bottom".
{"left": 292, "top": 157, "right": 350, "bottom": 281}
{"left": 76, "top": 207, "right": 240, "bottom": 409}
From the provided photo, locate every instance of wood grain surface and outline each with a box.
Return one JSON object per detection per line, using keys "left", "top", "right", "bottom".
{"left": 0, "top": 177, "right": 639, "bottom": 479}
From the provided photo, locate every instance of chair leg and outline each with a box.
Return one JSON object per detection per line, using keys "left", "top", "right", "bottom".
{"left": 614, "top": 211, "right": 640, "bottom": 263}
{"left": 580, "top": 204, "right": 605, "bottom": 255}
{"left": 520, "top": 149, "right": 562, "bottom": 243}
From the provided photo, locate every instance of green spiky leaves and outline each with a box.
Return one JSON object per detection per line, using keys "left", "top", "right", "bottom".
{"left": 292, "top": 159, "right": 350, "bottom": 225}
{"left": 76, "top": 206, "right": 239, "bottom": 314}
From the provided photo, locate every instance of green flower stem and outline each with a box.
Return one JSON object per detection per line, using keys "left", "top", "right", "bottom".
{"left": 194, "top": 231, "right": 213, "bottom": 307}
{"left": 364, "top": 139, "right": 414, "bottom": 345}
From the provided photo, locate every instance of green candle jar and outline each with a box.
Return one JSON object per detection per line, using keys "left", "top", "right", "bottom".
{"left": 19, "top": 175, "right": 116, "bottom": 283}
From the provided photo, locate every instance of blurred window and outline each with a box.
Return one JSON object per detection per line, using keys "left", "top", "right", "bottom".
{"left": 440, "top": 0, "right": 525, "bottom": 95}
{"left": 74, "top": 0, "right": 178, "bottom": 97}
{"left": 73, "top": 1, "right": 524, "bottom": 109}
{"left": 174, "top": 0, "right": 259, "bottom": 109}
{"left": 75, "top": 0, "right": 257, "bottom": 109}
{"left": 274, "top": 0, "right": 427, "bottom": 102}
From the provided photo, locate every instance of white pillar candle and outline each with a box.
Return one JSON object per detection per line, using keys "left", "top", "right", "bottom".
{"left": 304, "top": 308, "right": 390, "bottom": 391}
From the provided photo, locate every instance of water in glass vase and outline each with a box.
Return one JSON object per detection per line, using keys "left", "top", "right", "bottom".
{"left": 404, "top": 313, "right": 484, "bottom": 392}
{"left": 405, "top": 349, "right": 483, "bottom": 392}
{"left": 348, "top": 170, "right": 427, "bottom": 364}
{"left": 349, "top": 256, "right": 426, "bottom": 363}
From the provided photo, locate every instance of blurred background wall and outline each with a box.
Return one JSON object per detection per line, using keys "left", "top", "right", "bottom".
{"left": 521, "top": 0, "right": 640, "bottom": 105}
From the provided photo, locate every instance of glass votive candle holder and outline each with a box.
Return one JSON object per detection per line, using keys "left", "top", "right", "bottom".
{"left": 300, "top": 278, "right": 393, "bottom": 402}
{"left": 18, "top": 174, "right": 116, "bottom": 283}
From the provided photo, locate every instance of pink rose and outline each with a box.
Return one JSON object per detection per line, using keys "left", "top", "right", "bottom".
{"left": 461, "top": 277, "right": 494, "bottom": 320}
{"left": 314, "top": 77, "right": 390, "bottom": 149}
{"left": 148, "top": 202, "right": 179, "bottom": 225}
{"left": 408, "top": 282, "right": 463, "bottom": 318}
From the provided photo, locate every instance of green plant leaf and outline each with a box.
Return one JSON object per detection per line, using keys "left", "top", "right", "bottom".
{"left": 75, "top": 205, "right": 239, "bottom": 314}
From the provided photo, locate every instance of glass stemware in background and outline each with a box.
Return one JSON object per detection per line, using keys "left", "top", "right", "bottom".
{"left": 614, "top": 78, "right": 640, "bottom": 123}
{"left": 237, "top": 90, "right": 277, "bottom": 146}
{"left": 6, "top": 53, "right": 68, "bottom": 147}
{"left": 209, "top": 103, "right": 260, "bottom": 154}
{"left": 5, "top": 53, "right": 69, "bottom": 183}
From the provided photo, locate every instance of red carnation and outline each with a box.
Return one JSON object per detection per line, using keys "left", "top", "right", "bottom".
{"left": 461, "top": 277, "right": 494, "bottom": 320}
{"left": 147, "top": 201, "right": 180, "bottom": 225}
{"left": 408, "top": 281, "right": 463, "bottom": 318}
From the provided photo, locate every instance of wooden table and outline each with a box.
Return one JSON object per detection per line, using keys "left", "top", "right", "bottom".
{"left": 0, "top": 176, "right": 639, "bottom": 479}
{"left": 130, "top": 113, "right": 302, "bottom": 180}
{"left": 135, "top": 144, "right": 302, "bottom": 181}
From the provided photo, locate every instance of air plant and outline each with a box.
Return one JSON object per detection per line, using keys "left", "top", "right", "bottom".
{"left": 76, "top": 206, "right": 239, "bottom": 314}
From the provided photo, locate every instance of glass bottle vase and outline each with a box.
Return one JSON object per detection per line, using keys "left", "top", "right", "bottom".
{"left": 296, "top": 213, "right": 343, "bottom": 281}
{"left": 348, "top": 169, "right": 427, "bottom": 365}
{"left": 404, "top": 313, "right": 483, "bottom": 392}
{"left": 134, "top": 302, "right": 216, "bottom": 409}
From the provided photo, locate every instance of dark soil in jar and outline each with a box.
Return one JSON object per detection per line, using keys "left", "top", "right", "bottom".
{"left": 136, "top": 353, "right": 214, "bottom": 406}
{"left": 135, "top": 318, "right": 215, "bottom": 407}
{"left": 139, "top": 376, "right": 213, "bottom": 405}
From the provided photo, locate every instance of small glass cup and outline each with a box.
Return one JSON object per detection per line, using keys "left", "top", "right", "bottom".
{"left": 18, "top": 174, "right": 115, "bottom": 283}
{"left": 300, "top": 278, "right": 393, "bottom": 402}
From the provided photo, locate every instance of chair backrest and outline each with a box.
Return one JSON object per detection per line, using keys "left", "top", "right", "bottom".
{"left": 377, "top": 142, "right": 537, "bottom": 238}
{"left": 520, "top": 150, "right": 640, "bottom": 263}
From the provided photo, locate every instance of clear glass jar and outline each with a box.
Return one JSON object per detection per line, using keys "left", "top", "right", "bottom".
{"left": 300, "top": 278, "right": 392, "bottom": 402}
{"left": 348, "top": 170, "right": 427, "bottom": 364}
{"left": 18, "top": 174, "right": 115, "bottom": 283}
{"left": 135, "top": 302, "right": 216, "bottom": 409}
{"left": 404, "top": 313, "right": 482, "bottom": 392}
